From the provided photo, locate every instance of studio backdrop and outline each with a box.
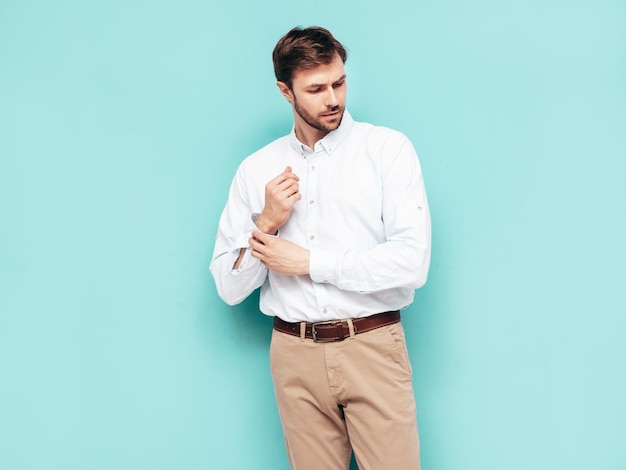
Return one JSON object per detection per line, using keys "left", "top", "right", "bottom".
{"left": 1, "top": 1, "right": 625, "bottom": 469}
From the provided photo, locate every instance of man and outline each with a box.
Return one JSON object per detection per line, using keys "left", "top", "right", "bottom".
{"left": 210, "top": 26, "right": 431, "bottom": 470}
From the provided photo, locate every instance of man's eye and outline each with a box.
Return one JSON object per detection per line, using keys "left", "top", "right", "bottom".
{"left": 309, "top": 88, "right": 322, "bottom": 93}
{"left": 333, "top": 81, "right": 345, "bottom": 88}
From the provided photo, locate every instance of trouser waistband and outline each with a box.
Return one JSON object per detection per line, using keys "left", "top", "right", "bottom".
{"left": 273, "top": 311, "right": 401, "bottom": 342}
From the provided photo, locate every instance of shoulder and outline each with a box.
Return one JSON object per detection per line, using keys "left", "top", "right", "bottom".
{"left": 247, "top": 134, "right": 290, "bottom": 160}
{"left": 238, "top": 135, "right": 291, "bottom": 170}
{"left": 350, "top": 119, "right": 414, "bottom": 155}
{"left": 351, "top": 119, "right": 411, "bottom": 145}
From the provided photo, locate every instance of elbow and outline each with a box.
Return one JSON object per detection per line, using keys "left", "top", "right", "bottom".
{"left": 222, "top": 294, "right": 246, "bottom": 307}
{"left": 210, "top": 257, "right": 265, "bottom": 306}
{"left": 406, "top": 245, "right": 430, "bottom": 289}
{"left": 210, "top": 262, "right": 247, "bottom": 306}
{"left": 214, "top": 282, "right": 248, "bottom": 306}
{"left": 411, "top": 271, "right": 428, "bottom": 290}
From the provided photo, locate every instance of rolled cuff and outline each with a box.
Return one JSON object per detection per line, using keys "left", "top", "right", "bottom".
{"left": 233, "top": 214, "right": 263, "bottom": 248}
{"left": 230, "top": 215, "right": 268, "bottom": 272}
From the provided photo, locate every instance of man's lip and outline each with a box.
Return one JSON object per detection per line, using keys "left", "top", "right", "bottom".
{"left": 322, "top": 110, "right": 340, "bottom": 117}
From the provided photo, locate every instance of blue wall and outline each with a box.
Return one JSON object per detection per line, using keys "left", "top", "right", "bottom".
{"left": 1, "top": 1, "right": 625, "bottom": 469}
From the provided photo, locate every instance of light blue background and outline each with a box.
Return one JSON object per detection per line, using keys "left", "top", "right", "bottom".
{"left": 1, "top": 1, "right": 625, "bottom": 469}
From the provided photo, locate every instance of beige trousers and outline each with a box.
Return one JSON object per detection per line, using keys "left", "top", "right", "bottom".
{"left": 270, "top": 321, "right": 420, "bottom": 470}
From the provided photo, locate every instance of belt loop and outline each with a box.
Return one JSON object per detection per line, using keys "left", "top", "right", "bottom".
{"left": 346, "top": 318, "right": 356, "bottom": 339}
{"left": 299, "top": 322, "right": 306, "bottom": 342}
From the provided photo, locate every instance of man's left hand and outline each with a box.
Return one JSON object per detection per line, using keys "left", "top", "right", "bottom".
{"left": 249, "top": 231, "right": 310, "bottom": 275}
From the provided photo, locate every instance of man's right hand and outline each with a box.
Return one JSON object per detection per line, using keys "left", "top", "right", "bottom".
{"left": 255, "top": 166, "right": 301, "bottom": 234}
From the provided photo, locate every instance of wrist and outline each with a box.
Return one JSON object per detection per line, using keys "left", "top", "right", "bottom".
{"left": 252, "top": 213, "right": 278, "bottom": 235}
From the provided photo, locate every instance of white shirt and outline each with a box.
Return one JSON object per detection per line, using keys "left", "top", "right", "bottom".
{"left": 210, "top": 111, "right": 431, "bottom": 323}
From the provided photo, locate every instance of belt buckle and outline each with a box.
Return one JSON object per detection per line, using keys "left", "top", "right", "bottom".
{"left": 311, "top": 320, "right": 344, "bottom": 343}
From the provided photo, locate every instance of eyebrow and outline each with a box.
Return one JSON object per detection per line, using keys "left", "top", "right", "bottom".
{"left": 304, "top": 74, "right": 347, "bottom": 90}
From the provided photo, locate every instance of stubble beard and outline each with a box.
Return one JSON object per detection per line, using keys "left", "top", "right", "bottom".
{"left": 293, "top": 96, "right": 344, "bottom": 133}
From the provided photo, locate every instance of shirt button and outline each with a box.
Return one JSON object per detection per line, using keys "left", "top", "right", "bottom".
{"left": 322, "top": 308, "right": 328, "bottom": 314}
{"left": 309, "top": 200, "right": 315, "bottom": 205}
{"left": 311, "top": 165, "right": 316, "bottom": 170}
{"left": 309, "top": 235, "right": 315, "bottom": 240}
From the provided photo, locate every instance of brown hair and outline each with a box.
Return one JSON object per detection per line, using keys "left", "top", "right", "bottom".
{"left": 272, "top": 26, "right": 348, "bottom": 89}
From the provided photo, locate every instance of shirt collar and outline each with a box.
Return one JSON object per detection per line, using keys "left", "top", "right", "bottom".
{"left": 289, "top": 110, "right": 354, "bottom": 155}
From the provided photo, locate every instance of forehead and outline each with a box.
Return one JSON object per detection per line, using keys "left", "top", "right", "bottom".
{"left": 291, "top": 53, "right": 346, "bottom": 87}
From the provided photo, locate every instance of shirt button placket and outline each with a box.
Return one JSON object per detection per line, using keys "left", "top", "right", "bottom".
{"left": 307, "top": 157, "right": 319, "bottom": 249}
{"left": 307, "top": 153, "right": 328, "bottom": 317}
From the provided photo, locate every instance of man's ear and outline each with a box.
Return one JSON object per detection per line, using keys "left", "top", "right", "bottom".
{"left": 276, "top": 81, "right": 293, "bottom": 102}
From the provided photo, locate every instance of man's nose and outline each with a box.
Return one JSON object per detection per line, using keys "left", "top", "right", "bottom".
{"left": 325, "top": 87, "right": 338, "bottom": 107}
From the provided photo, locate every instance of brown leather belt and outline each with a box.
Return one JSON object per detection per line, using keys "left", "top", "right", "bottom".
{"left": 273, "top": 311, "right": 401, "bottom": 343}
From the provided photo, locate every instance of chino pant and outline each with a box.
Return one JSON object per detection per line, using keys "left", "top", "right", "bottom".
{"left": 270, "top": 320, "right": 420, "bottom": 470}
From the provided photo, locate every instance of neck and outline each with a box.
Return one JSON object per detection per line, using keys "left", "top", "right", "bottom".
{"left": 294, "top": 122, "right": 328, "bottom": 149}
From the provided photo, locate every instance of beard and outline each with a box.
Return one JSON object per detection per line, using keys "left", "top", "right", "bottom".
{"left": 293, "top": 97, "right": 345, "bottom": 133}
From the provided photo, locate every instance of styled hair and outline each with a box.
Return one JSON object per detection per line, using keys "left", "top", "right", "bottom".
{"left": 272, "top": 26, "right": 348, "bottom": 89}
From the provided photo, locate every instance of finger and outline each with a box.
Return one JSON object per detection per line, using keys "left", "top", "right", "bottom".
{"left": 276, "top": 177, "right": 298, "bottom": 190}
{"left": 279, "top": 181, "right": 300, "bottom": 197}
{"left": 250, "top": 235, "right": 264, "bottom": 248}
{"left": 289, "top": 190, "right": 302, "bottom": 201}
{"left": 282, "top": 166, "right": 299, "bottom": 181}
{"left": 249, "top": 238, "right": 264, "bottom": 257}
{"left": 271, "top": 172, "right": 298, "bottom": 189}
{"left": 252, "top": 231, "right": 269, "bottom": 244}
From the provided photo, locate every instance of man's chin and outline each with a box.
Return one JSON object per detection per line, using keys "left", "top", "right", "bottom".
{"left": 324, "top": 111, "right": 344, "bottom": 130}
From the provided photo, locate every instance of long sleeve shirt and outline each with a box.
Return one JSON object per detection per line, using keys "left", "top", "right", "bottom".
{"left": 210, "top": 111, "right": 431, "bottom": 323}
